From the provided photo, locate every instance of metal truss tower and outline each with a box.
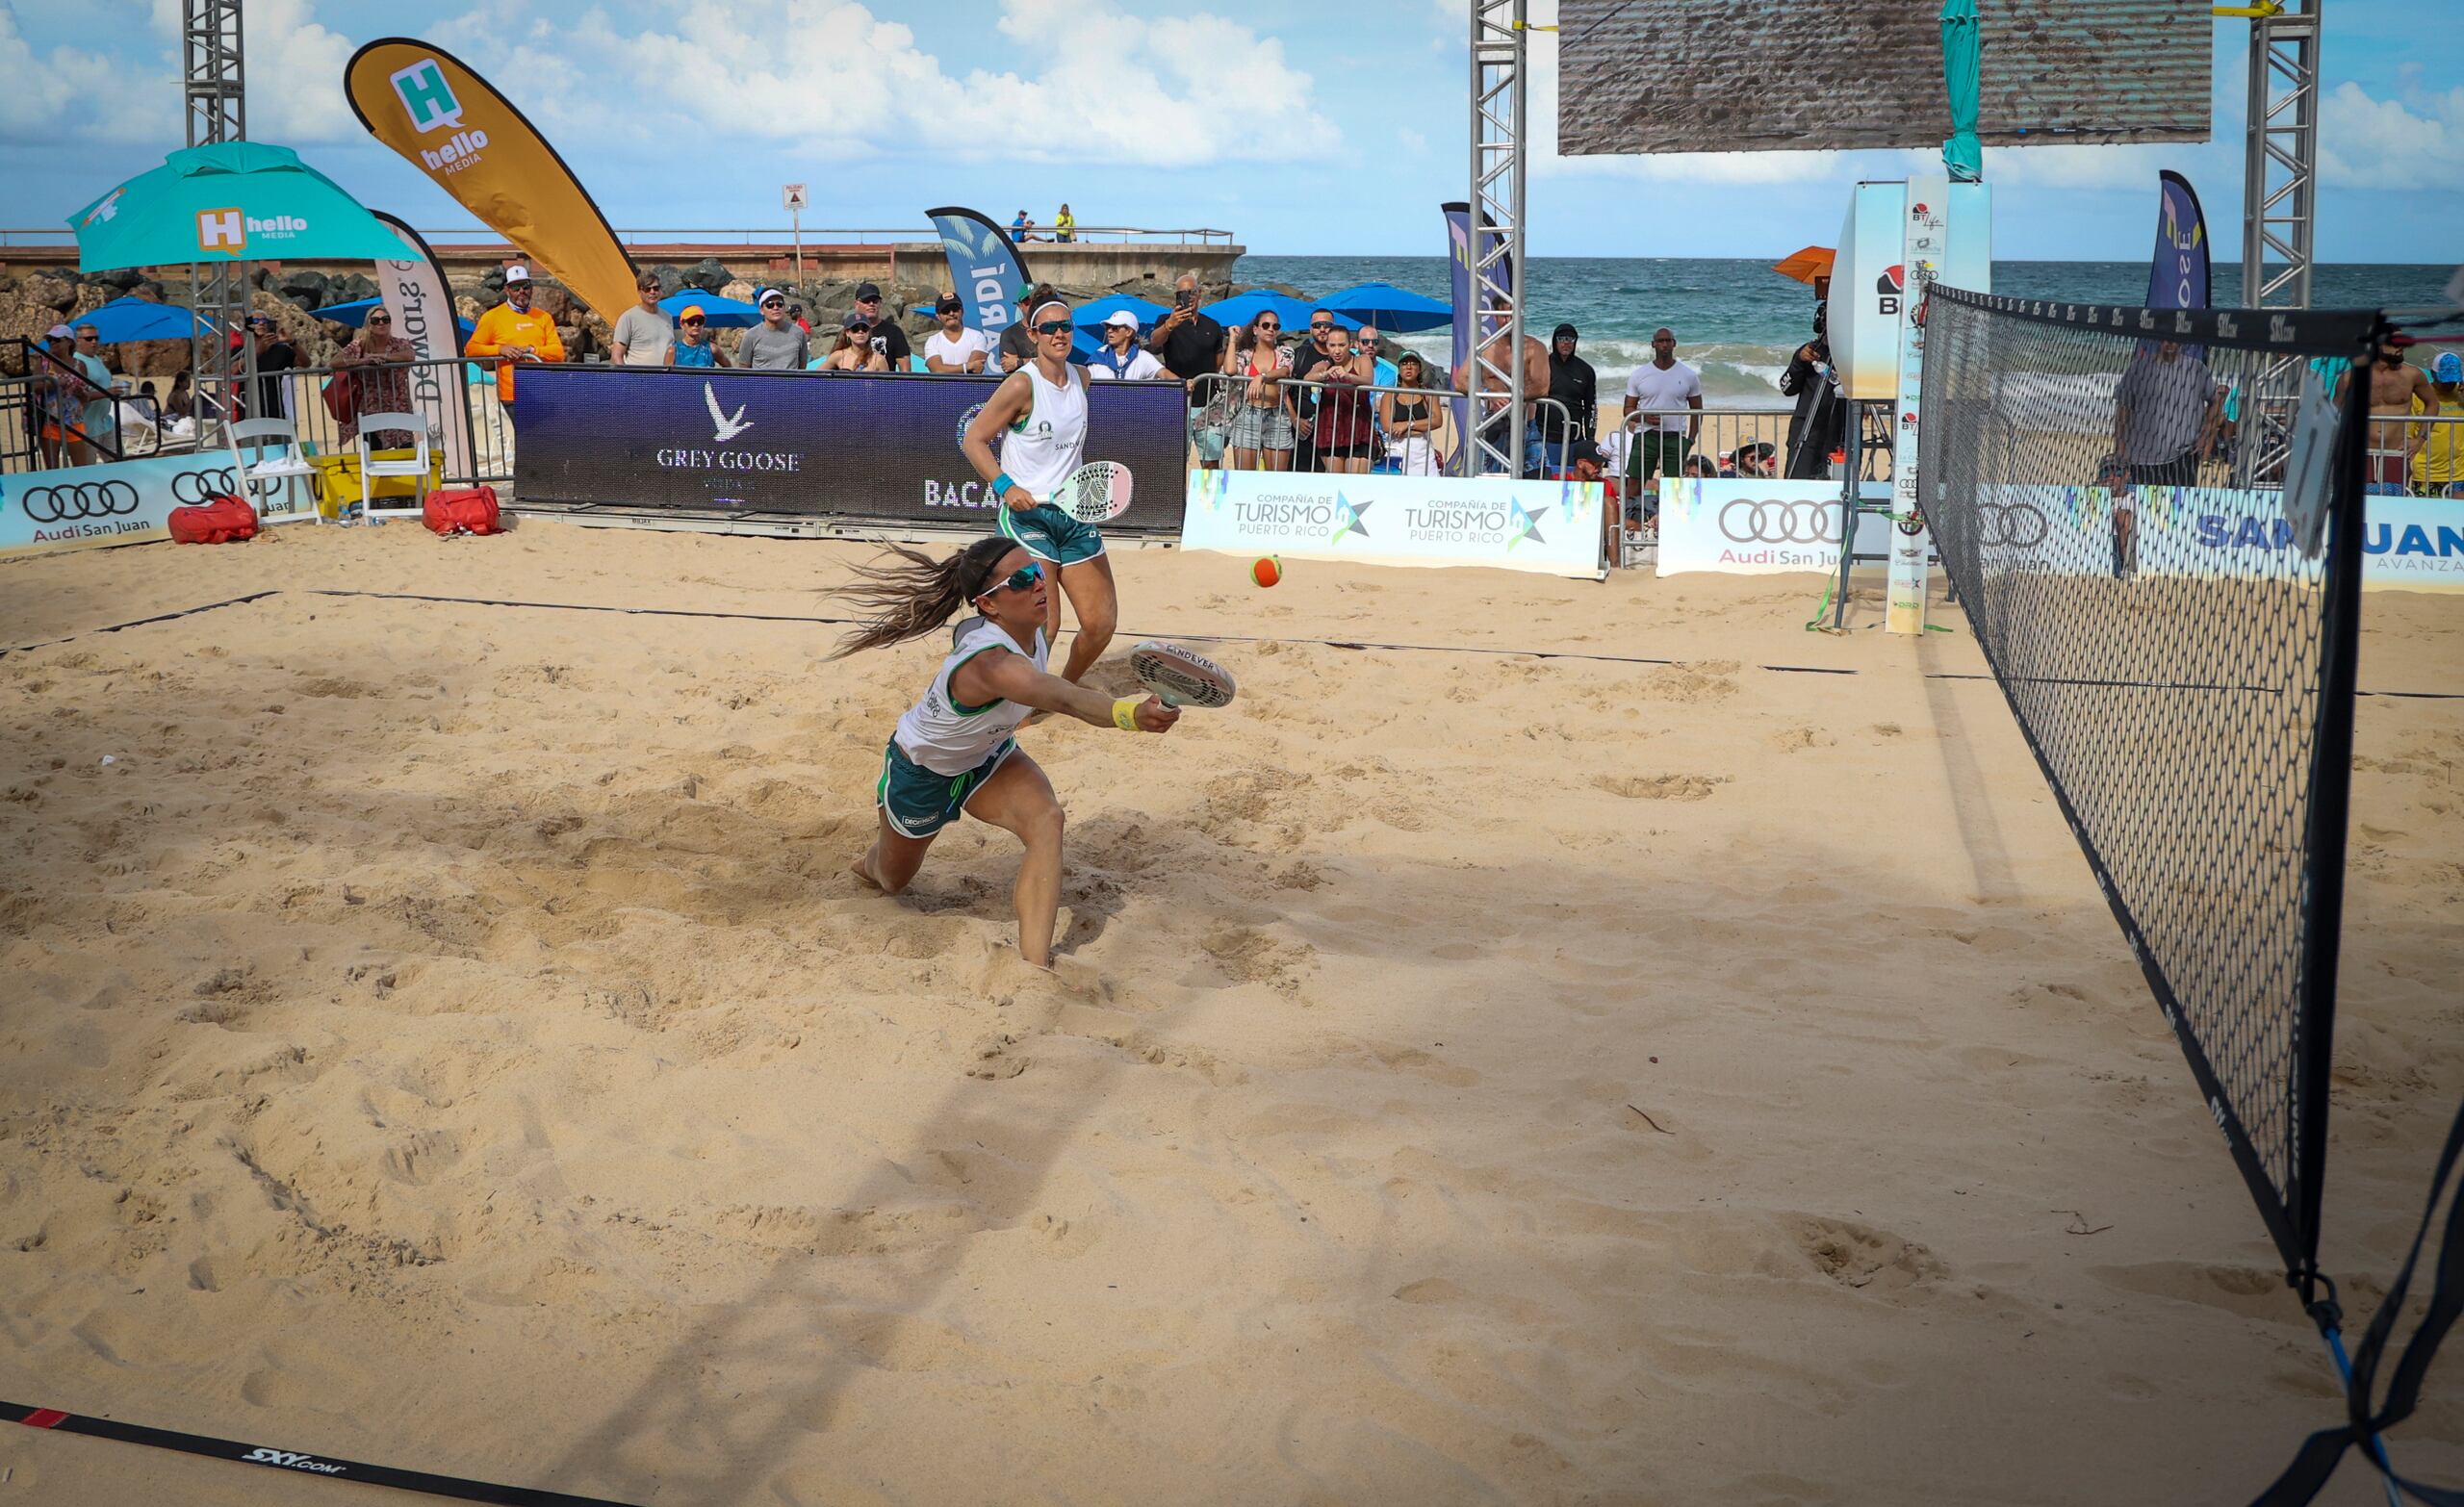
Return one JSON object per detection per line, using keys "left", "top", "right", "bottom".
{"left": 184, "top": 0, "right": 251, "bottom": 421}
{"left": 2242, "top": 0, "right": 2319, "bottom": 309}
{"left": 1468, "top": 0, "right": 1527, "bottom": 476}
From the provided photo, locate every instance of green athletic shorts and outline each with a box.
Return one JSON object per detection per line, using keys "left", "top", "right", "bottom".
{"left": 998, "top": 500, "right": 1105, "bottom": 566}
{"left": 877, "top": 736, "right": 1017, "bottom": 839}
{"left": 1625, "top": 430, "right": 1690, "bottom": 482}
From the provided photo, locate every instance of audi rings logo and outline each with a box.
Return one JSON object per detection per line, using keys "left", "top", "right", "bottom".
{"left": 20, "top": 479, "right": 140, "bottom": 523}
{"left": 1719, "top": 499, "right": 1840, "bottom": 546}
{"left": 1976, "top": 501, "right": 2048, "bottom": 548}
{"left": 170, "top": 465, "right": 279, "bottom": 505}
{"left": 171, "top": 467, "right": 239, "bottom": 504}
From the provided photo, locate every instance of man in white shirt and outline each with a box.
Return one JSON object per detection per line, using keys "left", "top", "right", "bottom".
{"left": 1088, "top": 310, "right": 1165, "bottom": 380}
{"left": 923, "top": 294, "right": 991, "bottom": 374}
{"left": 1621, "top": 327, "right": 1703, "bottom": 524}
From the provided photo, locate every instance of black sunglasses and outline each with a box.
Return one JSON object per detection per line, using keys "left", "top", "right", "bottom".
{"left": 1310, "top": 320, "right": 1334, "bottom": 330}
{"left": 680, "top": 317, "right": 706, "bottom": 325}
{"left": 1256, "top": 321, "right": 1280, "bottom": 332}
{"left": 979, "top": 561, "right": 1042, "bottom": 598}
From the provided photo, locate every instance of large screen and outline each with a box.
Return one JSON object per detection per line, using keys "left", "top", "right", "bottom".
{"left": 1556, "top": 0, "right": 2209, "bottom": 157}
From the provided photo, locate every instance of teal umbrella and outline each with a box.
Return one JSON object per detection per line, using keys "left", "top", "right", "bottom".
{"left": 1940, "top": 0, "right": 1983, "bottom": 184}
{"left": 67, "top": 141, "right": 410, "bottom": 271}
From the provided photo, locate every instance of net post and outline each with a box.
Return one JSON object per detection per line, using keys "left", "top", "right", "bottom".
{"left": 2288, "top": 323, "right": 2380, "bottom": 1312}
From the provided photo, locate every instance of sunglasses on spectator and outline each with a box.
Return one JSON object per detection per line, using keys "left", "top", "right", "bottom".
{"left": 761, "top": 299, "right": 784, "bottom": 309}
{"left": 979, "top": 561, "right": 1043, "bottom": 598}
{"left": 1034, "top": 319, "right": 1071, "bottom": 336}
{"left": 367, "top": 315, "right": 392, "bottom": 323}
{"left": 681, "top": 316, "right": 706, "bottom": 326}
{"left": 1310, "top": 320, "right": 1334, "bottom": 330}
{"left": 1256, "top": 321, "right": 1280, "bottom": 332}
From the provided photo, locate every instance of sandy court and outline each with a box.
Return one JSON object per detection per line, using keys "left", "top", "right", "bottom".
{"left": 0, "top": 521, "right": 2458, "bottom": 1506}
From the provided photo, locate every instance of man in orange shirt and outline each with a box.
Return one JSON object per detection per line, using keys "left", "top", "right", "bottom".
{"left": 466, "top": 264, "right": 565, "bottom": 412}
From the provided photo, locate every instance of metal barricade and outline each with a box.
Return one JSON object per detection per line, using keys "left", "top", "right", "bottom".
{"left": 1186, "top": 370, "right": 1578, "bottom": 479}
{"left": 272, "top": 356, "right": 512, "bottom": 487}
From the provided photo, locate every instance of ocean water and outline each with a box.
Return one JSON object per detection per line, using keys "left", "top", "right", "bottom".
{"left": 1234, "top": 257, "right": 2453, "bottom": 410}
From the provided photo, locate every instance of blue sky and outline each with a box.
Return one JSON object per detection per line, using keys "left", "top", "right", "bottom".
{"left": 3, "top": 0, "right": 2457, "bottom": 262}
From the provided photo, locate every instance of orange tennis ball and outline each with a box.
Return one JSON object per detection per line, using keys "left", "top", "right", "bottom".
{"left": 1250, "top": 555, "right": 1282, "bottom": 588}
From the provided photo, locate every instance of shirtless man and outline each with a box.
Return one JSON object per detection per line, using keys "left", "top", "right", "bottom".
{"left": 1452, "top": 313, "right": 1552, "bottom": 475}
{"left": 2364, "top": 339, "right": 2439, "bottom": 491}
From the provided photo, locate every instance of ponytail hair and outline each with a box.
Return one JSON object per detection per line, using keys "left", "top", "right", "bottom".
{"left": 827, "top": 535, "right": 1018, "bottom": 657}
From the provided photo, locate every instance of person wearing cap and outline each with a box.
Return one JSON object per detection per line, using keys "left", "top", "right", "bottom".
{"left": 612, "top": 270, "right": 675, "bottom": 367}
{"left": 850, "top": 282, "right": 911, "bottom": 370}
{"left": 65, "top": 321, "right": 117, "bottom": 465}
{"left": 1549, "top": 436, "right": 1626, "bottom": 565}
{"left": 1544, "top": 322, "right": 1597, "bottom": 473}
{"left": 249, "top": 313, "right": 298, "bottom": 421}
{"left": 1088, "top": 310, "right": 1164, "bottom": 381}
{"left": 2364, "top": 336, "right": 2438, "bottom": 492}
{"left": 924, "top": 294, "right": 991, "bottom": 374}
{"left": 2415, "top": 350, "right": 2463, "bottom": 498}
{"left": 813, "top": 311, "right": 891, "bottom": 372}
{"left": 735, "top": 287, "right": 809, "bottom": 370}
{"left": 467, "top": 264, "right": 565, "bottom": 407}
{"left": 670, "top": 304, "right": 728, "bottom": 369}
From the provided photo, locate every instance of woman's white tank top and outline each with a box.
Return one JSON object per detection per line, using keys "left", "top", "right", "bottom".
{"left": 893, "top": 618, "right": 1047, "bottom": 775}
{"left": 1002, "top": 362, "right": 1088, "bottom": 498}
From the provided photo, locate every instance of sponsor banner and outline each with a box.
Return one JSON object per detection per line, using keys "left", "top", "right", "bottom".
{"left": 0, "top": 454, "right": 292, "bottom": 559}
{"left": 1443, "top": 201, "right": 1505, "bottom": 458}
{"left": 510, "top": 367, "right": 1189, "bottom": 533}
{"left": 345, "top": 39, "right": 637, "bottom": 322}
{"left": 926, "top": 207, "right": 1031, "bottom": 345}
{"left": 1981, "top": 485, "right": 2464, "bottom": 591}
{"left": 1181, "top": 470, "right": 1603, "bottom": 578}
{"left": 1887, "top": 172, "right": 1950, "bottom": 632}
{"left": 1832, "top": 182, "right": 1908, "bottom": 402}
{"left": 372, "top": 211, "right": 474, "bottom": 484}
{"left": 1656, "top": 479, "right": 1902, "bottom": 575}
{"left": 2147, "top": 170, "right": 2211, "bottom": 313}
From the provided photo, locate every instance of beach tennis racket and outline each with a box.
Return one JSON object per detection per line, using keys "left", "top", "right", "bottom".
{"left": 1130, "top": 641, "right": 1236, "bottom": 710}
{"left": 1056, "top": 461, "right": 1134, "bottom": 524}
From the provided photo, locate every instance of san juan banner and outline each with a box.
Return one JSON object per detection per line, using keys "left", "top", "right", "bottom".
{"left": 926, "top": 207, "right": 1032, "bottom": 346}
{"left": 372, "top": 210, "right": 474, "bottom": 485}
{"left": 345, "top": 38, "right": 635, "bottom": 322}
{"left": 2146, "top": 169, "right": 2211, "bottom": 311}
{"left": 1182, "top": 469, "right": 1604, "bottom": 579}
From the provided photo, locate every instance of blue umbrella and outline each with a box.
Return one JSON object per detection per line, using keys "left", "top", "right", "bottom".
{"left": 659, "top": 290, "right": 761, "bottom": 329}
{"left": 1320, "top": 281, "right": 1450, "bottom": 335}
{"left": 1200, "top": 290, "right": 1354, "bottom": 333}
{"left": 318, "top": 296, "right": 476, "bottom": 337}
{"left": 1071, "top": 294, "right": 1167, "bottom": 334}
{"left": 76, "top": 295, "right": 197, "bottom": 344}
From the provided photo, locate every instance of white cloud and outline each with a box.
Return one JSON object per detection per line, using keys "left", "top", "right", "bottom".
{"left": 2319, "top": 81, "right": 2464, "bottom": 191}
{"left": 246, "top": 0, "right": 356, "bottom": 140}
{"left": 0, "top": 3, "right": 176, "bottom": 143}
{"left": 451, "top": 0, "right": 1338, "bottom": 169}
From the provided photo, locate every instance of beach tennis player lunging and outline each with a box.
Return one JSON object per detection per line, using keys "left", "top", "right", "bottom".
{"left": 962, "top": 295, "right": 1119, "bottom": 685}
{"left": 834, "top": 536, "right": 1180, "bottom": 968}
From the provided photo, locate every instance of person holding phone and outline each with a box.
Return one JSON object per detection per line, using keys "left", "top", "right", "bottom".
{"left": 1147, "top": 271, "right": 1225, "bottom": 392}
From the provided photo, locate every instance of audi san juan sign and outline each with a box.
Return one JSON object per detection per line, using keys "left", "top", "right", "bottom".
{"left": 1656, "top": 479, "right": 1923, "bottom": 577}
{"left": 0, "top": 454, "right": 285, "bottom": 557}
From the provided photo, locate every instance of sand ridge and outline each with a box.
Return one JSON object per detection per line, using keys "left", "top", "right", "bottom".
{"left": 0, "top": 522, "right": 2457, "bottom": 1504}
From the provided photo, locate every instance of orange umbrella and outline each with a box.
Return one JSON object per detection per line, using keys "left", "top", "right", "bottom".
{"left": 1771, "top": 245, "right": 1835, "bottom": 286}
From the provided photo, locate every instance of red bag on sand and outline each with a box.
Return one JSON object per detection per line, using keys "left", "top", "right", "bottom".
{"left": 167, "top": 495, "right": 258, "bottom": 545}
{"left": 423, "top": 485, "right": 502, "bottom": 536}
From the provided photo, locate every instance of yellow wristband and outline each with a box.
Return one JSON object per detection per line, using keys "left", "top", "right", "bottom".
{"left": 1111, "top": 697, "right": 1142, "bottom": 732}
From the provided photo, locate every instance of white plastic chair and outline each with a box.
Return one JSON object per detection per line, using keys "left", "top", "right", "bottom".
{"left": 227, "top": 418, "right": 318, "bottom": 523}
{"left": 353, "top": 412, "right": 431, "bottom": 524}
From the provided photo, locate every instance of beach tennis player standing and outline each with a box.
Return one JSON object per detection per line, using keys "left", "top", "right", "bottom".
{"left": 962, "top": 296, "right": 1121, "bottom": 686}
{"left": 834, "top": 537, "right": 1180, "bottom": 968}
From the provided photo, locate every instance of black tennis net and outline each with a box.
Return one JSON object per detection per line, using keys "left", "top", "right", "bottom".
{"left": 1917, "top": 288, "right": 2382, "bottom": 1295}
